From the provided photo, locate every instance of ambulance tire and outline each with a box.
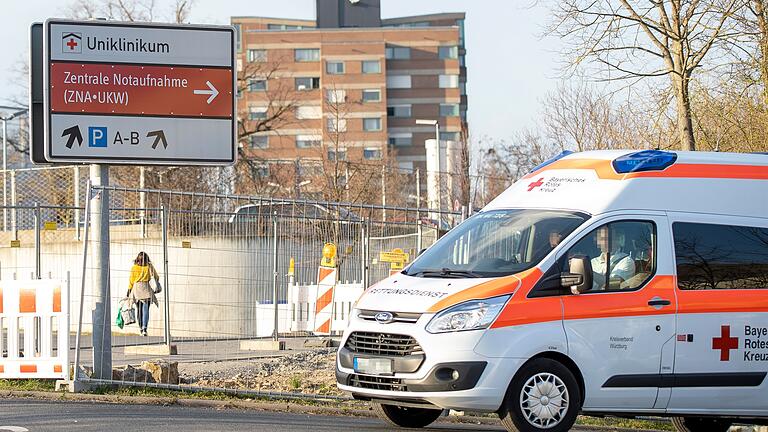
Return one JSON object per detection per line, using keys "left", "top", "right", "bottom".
{"left": 671, "top": 416, "right": 732, "bottom": 432}
{"left": 372, "top": 402, "right": 443, "bottom": 428}
{"left": 499, "top": 358, "right": 581, "bottom": 432}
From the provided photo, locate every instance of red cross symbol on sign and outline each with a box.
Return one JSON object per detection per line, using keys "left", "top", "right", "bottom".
{"left": 527, "top": 177, "right": 545, "bottom": 192}
{"left": 66, "top": 38, "right": 78, "bottom": 50}
{"left": 712, "top": 325, "right": 739, "bottom": 361}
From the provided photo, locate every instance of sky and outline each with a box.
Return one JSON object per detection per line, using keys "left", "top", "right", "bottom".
{"left": 0, "top": 0, "right": 564, "bottom": 141}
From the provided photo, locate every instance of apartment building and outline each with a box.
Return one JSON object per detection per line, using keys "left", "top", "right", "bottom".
{"left": 233, "top": 0, "right": 466, "bottom": 198}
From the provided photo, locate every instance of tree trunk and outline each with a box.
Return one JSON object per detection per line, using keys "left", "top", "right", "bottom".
{"left": 672, "top": 74, "right": 697, "bottom": 151}
{"left": 754, "top": 1, "right": 768, "bottom": 106}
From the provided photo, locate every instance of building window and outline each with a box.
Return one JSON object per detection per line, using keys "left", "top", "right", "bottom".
{"left": 298, "top": 162, "right": 323, "bottom": 176}
{"left": 363, "top": 117, "right": 382, "bottom": 132}
{"left": 362, "top": 60, "right": 381, "bottom": 74}
{"left": 248, "top": 79, "right": 267, "bottom": 92}
{"left": 362, "top": 89, "right": 381, "bottom": 102}
{"left": 388, "top": 133, "right": 412, "bottom": 146}
{"left": 438, "top": 46, "right": 458, "bottom": 60}
{"left": 295, "top": 48, "right": 320, "bottom": 62}
{"left": 460, "top": 81, "right": 467, "bottom": 95}
{"left": 252, "top": 164, "right": 269, "bottom": 178}
{"left": 249, "top": 106, "right": 268, "bottom": 120}
{"left": 327, "top": 148, "right": 347, "bottom": 161}
{"left": 440, "top": 103, "right": 459, "bottom": 117}
{"left": 326, "top": 89, "right": 346, "bottom": 104}
{"left": 327, "top": 118, "right": 347, "bottom": 132}
{"left": 234, "top": 23, "right": 242, "bottom": 53}
{"left": 247, "top": 49, "right": 267, "bottom": 62}
{"left": 295, "top": 77, "right": 320, "bottom": 91}
{"left": 296, "top": 135, "right": 322, "bottom": 148}
{"left": 439, "top": 74, "right": 459, "bottom": 88}
{"left": 440, "top": 131, "right": 460, "bottom": 141}
{"left": 326, "top": 61, "right": 345, "bottom": 74}
{"left": 268, "top": 24, "right": 305, "bottom": 30}
{"left": 296, "top": 106, "right": 322, "bottom": 120}
{"left": 386, "top": 75, "right": 411, "bottom": 89}
{"left": 250, "top": 135, "right": 269, "bottom": 149}
{"left": 387, "top": 105, "right": 411, "bottom": 118}
{"left": 363, "top": 147, "right": 382, "bottom": 160}
{"left": 457, "top": 19, "right": 465, "bottom": 46}
{"left": 385, "top": 46, "right": 411, "bottom": 60}
{"left": 674, "top": 222, "right": 768, "bottom": 290}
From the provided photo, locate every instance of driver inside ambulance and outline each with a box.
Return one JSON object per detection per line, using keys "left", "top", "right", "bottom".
{"left": 591, "top": 226, "right": 635, "bottom": 290}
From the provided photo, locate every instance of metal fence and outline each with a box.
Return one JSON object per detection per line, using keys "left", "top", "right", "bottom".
{"left": 0, "top": 183, "right": 462, "bottom": 398}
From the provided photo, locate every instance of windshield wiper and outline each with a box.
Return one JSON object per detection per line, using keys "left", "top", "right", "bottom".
{"left": 408, "top": 268, "right": 484, "bottom": 278}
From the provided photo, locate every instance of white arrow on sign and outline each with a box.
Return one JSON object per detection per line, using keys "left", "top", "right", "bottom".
{"left": 193, "top": 80, "right": 219, "bottom": 104}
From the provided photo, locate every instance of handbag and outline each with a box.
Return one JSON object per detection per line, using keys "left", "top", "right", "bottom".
{"left": 151, "top": 278, "right": 162, "bottom": 294}
{"left": 119, "top": 298, "right": 136, "bottom": 326}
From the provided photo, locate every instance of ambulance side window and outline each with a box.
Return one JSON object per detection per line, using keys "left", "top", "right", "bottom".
{"left": 562, "top": 220, "right": 656, "bottom": 292}
{"left": 674, "top": 222, "right": 768, "bottom": 290}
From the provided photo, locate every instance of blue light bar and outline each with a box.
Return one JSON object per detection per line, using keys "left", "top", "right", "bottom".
{"left": 529, "top": 150, "right": 574, "bottom": 174}
{"left": 612, "top": 150, "right": 677, "bottom": 174}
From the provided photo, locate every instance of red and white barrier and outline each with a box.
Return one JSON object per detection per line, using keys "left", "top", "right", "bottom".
{"left": 289, "top": 281, "right": 364, "bottom": 335}
{"left": 313, "top": 267, "right": 336, "bottom": 335}
{"left": 0, "top": 280, "right": 68, "bottom": 380}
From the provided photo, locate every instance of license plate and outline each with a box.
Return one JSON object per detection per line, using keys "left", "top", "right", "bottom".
{"left": 353, "top": 357, "right": 393, "bottom": 375}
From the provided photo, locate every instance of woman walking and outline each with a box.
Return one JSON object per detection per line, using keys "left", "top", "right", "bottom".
{"left": 127, "top": 251, "right": 160, "bottom": 336}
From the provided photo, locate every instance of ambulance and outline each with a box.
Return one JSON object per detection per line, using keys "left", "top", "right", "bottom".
{"left": 336, "top": 150, "right": 768, "bottom": 432}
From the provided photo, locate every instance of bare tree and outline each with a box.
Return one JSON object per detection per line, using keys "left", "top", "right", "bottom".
{"left": 551, "top": 0, "right": 744, "bottom": 151}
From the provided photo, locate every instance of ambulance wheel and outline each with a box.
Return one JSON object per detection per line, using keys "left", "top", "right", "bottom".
{"left": 499, "top": 358, "right": 581, "bottom": 432}
{"left": 372, "top": 402, "right": 442, "bottom": 428}
{"left": 671, "top": 416, "right": 732, "bottom": 432}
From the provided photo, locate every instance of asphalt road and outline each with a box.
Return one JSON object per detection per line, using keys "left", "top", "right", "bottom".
{"left": 0, "top": 399, "right": 624, "bottom": 432}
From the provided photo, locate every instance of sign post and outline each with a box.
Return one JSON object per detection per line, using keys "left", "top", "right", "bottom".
{"left": 34, "top": 19, "right": 236, "bottom": 381}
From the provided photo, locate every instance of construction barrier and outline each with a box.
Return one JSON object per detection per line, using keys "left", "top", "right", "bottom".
{"left": 289, "top": 282, "right": 364, "bottom": 335}
{"left": 0, "top": 279, "right": 68, "bottom": 379}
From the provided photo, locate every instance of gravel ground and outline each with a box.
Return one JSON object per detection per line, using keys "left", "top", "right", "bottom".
{"left": 178, "top": 349, "right": 342, "bottom": 395}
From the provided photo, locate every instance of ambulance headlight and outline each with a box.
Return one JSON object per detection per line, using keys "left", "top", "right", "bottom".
{"left": 426, "top": 295, "right": 509, "bottom": 334}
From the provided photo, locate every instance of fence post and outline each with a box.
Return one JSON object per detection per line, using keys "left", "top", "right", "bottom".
{"left": 161, "top": 205, "right": 171, "bottom": 347}
{"left": 271, "top": 211, "right": 279, "bottom": 342}
{"left": 140, "top": 167, "right": 146, "bottom": 239}
{"left": 34, "top": 202, "right": 41, "bottom": 279}
{"left": 74, "top": 166, "right": 80, "bottom": 240}
{"left": 416, "top": 219, "right": 423, "bottom": 255}
{"left": 10, "top": 170, "right": 16, "bottom": 241}
{"left": 360, "top": 220, "right": 367, "bottom": 288}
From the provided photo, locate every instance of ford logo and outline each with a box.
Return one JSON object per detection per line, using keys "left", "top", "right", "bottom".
{"left": 374, "top": 311, "right": 394, "bottom": 324}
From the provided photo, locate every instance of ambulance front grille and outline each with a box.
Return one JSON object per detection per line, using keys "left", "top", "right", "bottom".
{"left": 349, "top": 374, "right": 407, "bottom": 392}
{"left": 345, "top": 332, "right": 423, "bottom": 357}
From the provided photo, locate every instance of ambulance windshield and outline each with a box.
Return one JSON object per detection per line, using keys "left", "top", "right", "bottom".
{"left": 405, "top": 209, "right": 588, "bottom": 278}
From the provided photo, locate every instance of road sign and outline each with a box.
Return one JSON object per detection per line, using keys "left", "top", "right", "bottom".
{"left": 41, "top": 19, "right": 236, "bottom": 165}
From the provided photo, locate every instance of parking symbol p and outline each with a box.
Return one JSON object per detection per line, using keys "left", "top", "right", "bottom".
{"left": 88, "top": 127, "right": 108, "bottom": 147}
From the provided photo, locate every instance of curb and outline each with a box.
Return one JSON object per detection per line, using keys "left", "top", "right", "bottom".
{"left": 0, "top": 390, "right": 664, "bottom": 431}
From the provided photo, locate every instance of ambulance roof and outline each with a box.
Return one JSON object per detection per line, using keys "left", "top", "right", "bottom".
{"left": 483, "top": 150, "right": 768, "bottom": 218}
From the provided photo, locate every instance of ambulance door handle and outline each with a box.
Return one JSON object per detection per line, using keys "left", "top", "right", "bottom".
{"left": 647, "top": 298, "right": 671, "bottom": 308}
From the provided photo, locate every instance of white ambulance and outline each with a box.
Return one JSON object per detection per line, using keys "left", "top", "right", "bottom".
{"left": 336, "top": 150, "right": 768, "bottom": 432}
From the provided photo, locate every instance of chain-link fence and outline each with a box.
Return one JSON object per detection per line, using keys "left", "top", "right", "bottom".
{"left": 1, "top": 184, "right": 461, "bottom": 398}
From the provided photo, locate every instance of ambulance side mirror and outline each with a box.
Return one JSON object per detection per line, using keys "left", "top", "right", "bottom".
{"left": 565, "top": 256, "right": 593, "bottom": 294}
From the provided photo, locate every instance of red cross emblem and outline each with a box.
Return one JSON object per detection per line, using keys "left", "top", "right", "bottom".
{"left": 527, "top": 177, "right": 545, "bottom": 192}
{"left": 61, "top": 32, "right": 82, "bottom": 53}
{"left": 712, "top": 325, "right": 738, "bottom": 361}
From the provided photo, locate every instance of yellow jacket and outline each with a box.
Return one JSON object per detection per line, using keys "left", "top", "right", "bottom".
{"left": 128, "top": 264, "right": 158, "bottom": 291}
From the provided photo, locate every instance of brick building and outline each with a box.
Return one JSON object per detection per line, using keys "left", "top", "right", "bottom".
{"left": 232, "top": 0, "right": 466, "bottom": 200}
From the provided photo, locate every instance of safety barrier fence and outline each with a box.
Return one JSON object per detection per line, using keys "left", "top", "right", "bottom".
{"left": 0, "top": 184, "right": 462, "bottom": 399}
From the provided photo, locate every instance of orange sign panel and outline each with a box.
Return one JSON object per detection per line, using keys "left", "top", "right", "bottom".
{"left": 49, "top": 62, "right": 233, "bottom": 118}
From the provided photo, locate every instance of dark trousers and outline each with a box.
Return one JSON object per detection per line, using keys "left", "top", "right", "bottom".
{"left": 136, "top": 300, "right": 150, "bottom": 332}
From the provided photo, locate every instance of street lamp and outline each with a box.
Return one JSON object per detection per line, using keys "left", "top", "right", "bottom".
{"left": 0, "top": 106, "right": 29, "bottom": 232}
